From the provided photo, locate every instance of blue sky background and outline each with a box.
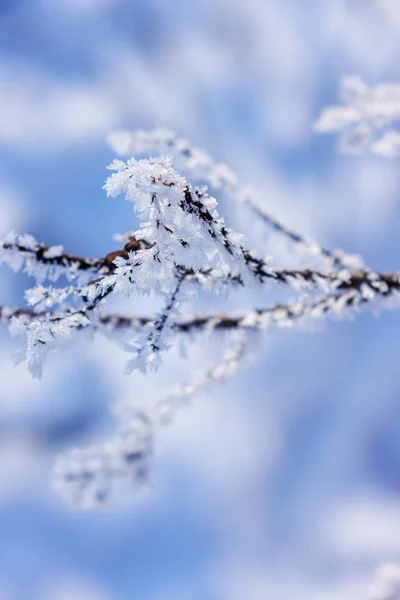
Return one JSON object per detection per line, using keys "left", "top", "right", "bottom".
{"left": 1, "top": 1, "right": 400, "bottom": 599}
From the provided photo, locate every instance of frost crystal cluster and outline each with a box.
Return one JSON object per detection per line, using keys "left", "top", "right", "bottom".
{"left": 1, "top": 96, "right": 400, "bottom": 508}
{"left": 314, "top": 76, "right": 400, "bottom": 156}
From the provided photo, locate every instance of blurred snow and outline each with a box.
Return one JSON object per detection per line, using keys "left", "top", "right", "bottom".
{"left": 322, "top": 493, "right": 400, "bottom": 560}
{"left": 43, "top": 575, "right": 112, "bottom": 600}
{"left": 0, "top": 0, "right": 400, "bottom": 599}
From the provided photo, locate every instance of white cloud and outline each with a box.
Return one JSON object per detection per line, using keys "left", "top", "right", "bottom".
{"left": 322, "top": 493, "right": 400, "bottom": 560}
{"left": 43, "top": 574, "right": 112, "bottom": 600}
{"left": 0, "top": 186, "right": 25, "bottom": 236}
{"left": 0, "top": 62, "right": 118, "bottom": 148}
{"left": 212, "top": 562, "right": 370, "bottom": 600}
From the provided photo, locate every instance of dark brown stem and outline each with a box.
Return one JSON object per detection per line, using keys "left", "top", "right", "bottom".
{"left": 1, "top": 273, "right": 397, "bottom": 336}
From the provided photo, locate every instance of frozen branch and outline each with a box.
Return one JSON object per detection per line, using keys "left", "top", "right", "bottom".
{"left": 2, "top": 267, "right": 399, "bottom": 344}
{"left": 1, "top": 118, "right": 400, "bottom": 509}
{"left": 53, "top": 332, "right": 254, "bottom": 508}
{"left": 0, "top": 232, "right": 109, "bottom": 283}
{"left": 108, "top": 129, "right": 361, "bottom": 270}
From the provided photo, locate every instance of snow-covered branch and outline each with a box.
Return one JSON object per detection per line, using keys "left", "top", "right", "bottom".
{"left": 2, "top": 154, "right": 374, "bottom": 378}
{"left": 108, "top": 128, "right": 361, "bottom": 270}
{"left": 1, "top": 155, "right": 399, "bottom": 377}
{"left": 1, "top": 122, "right": 400, "bottom": 508}
{"left": 53, "top": 333, "right": 254, "bottom": 509}
{"left": 1, "top": 270, "right": 399, "bottom": 346}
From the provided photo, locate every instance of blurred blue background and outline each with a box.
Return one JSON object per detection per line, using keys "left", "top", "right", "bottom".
{"left": 1, "top": 1, "right": 400, "bottom": 599}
